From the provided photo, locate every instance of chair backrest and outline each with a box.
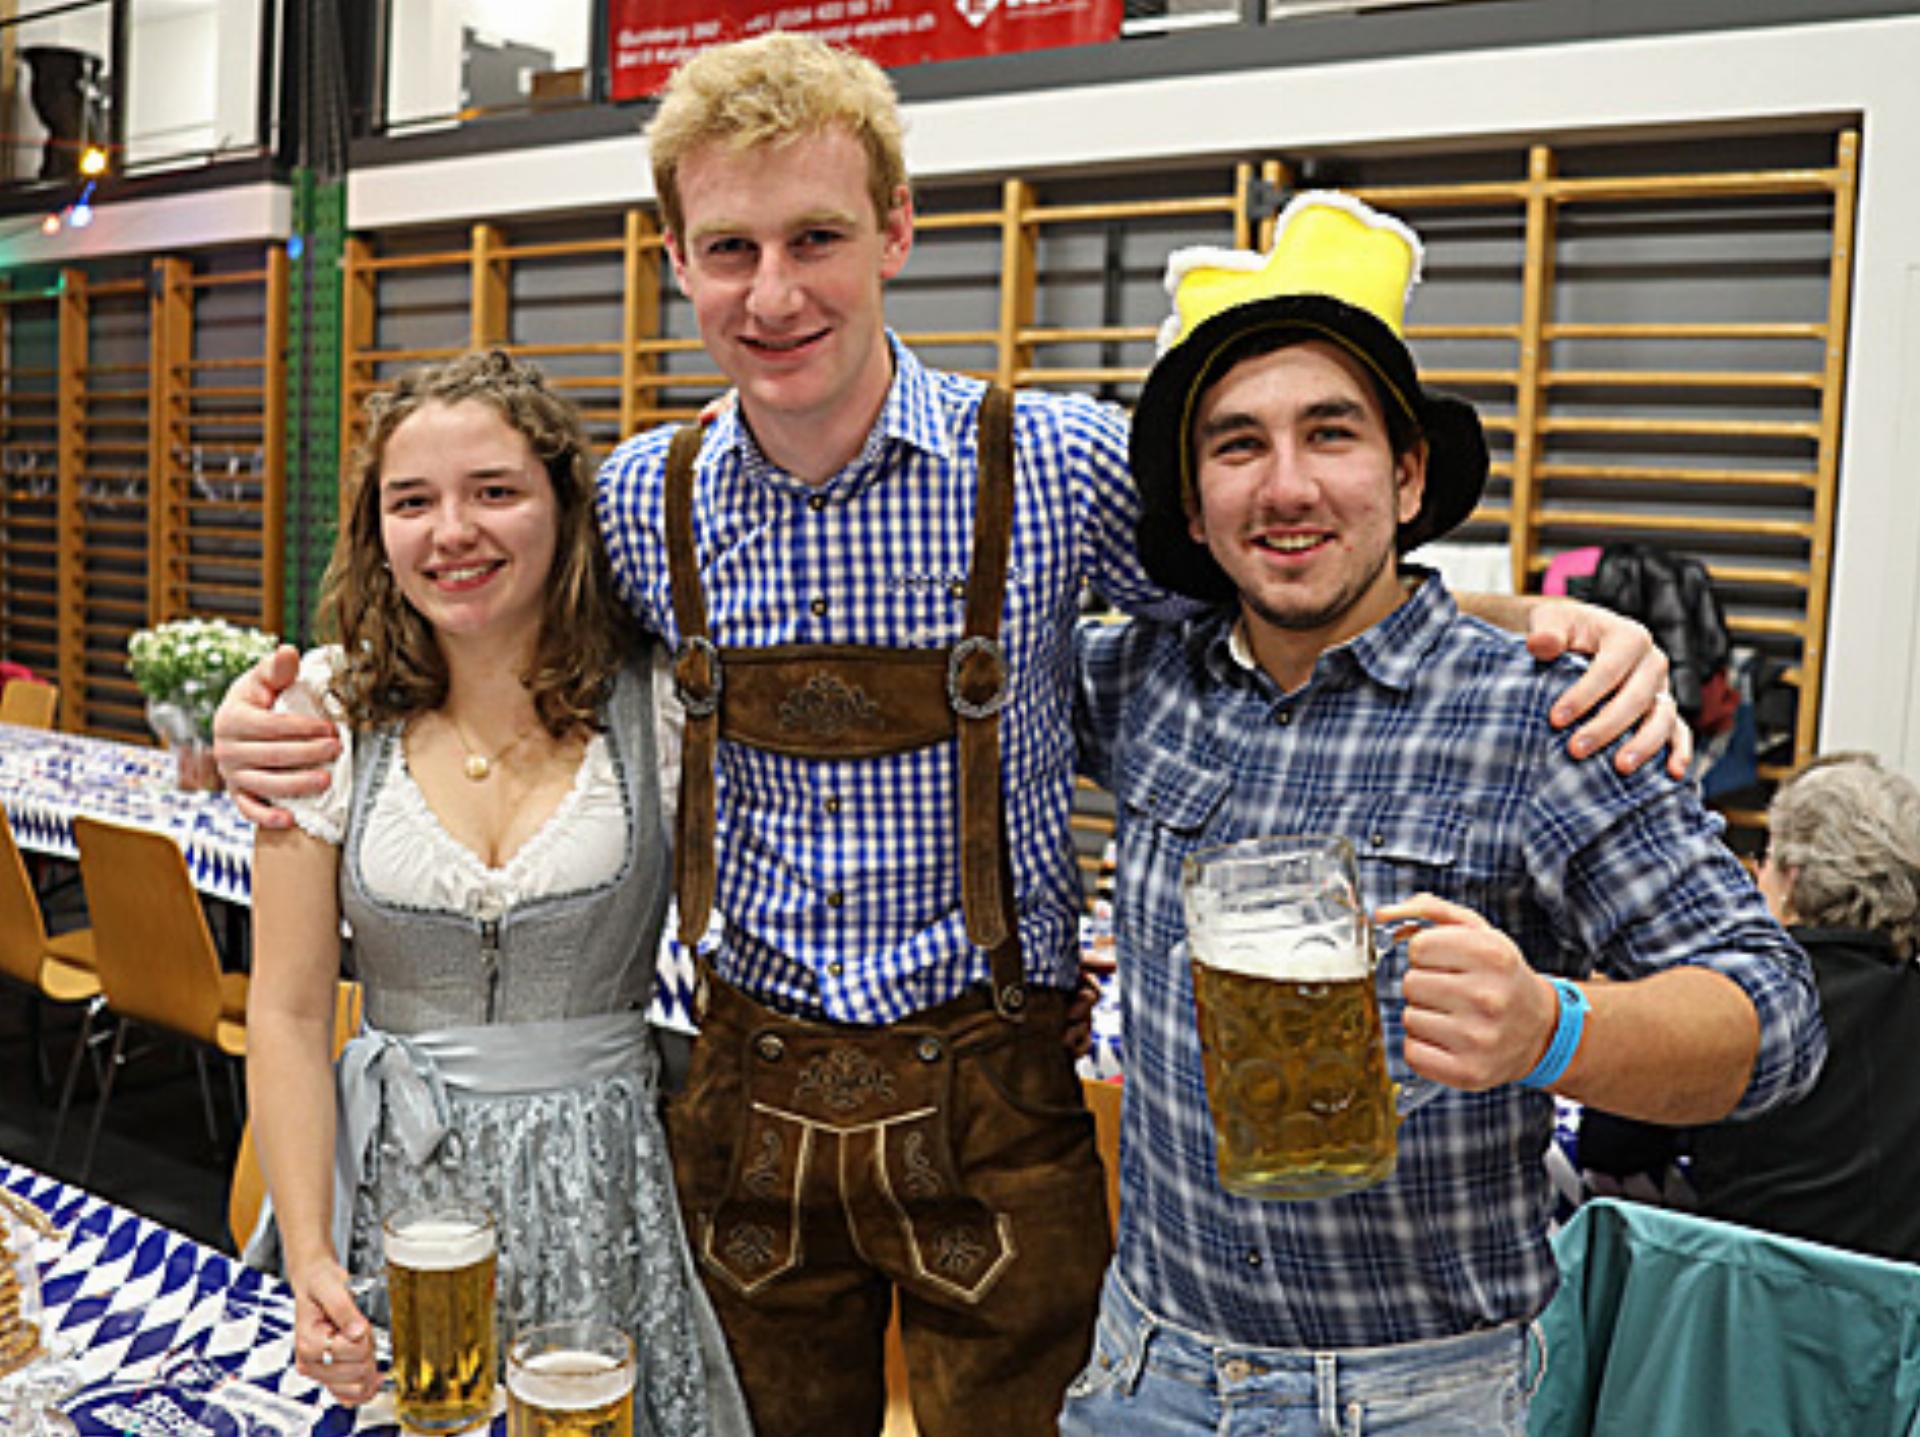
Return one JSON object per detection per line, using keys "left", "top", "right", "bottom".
{"left": 0, "top": 679, "right": 59, "bottom": 729}
{"left": 0, "top": 804, "right": 53, "bottom": 987}
{"left": 1531, "top": 1197, "right": 1920, "bottom": 1437}
{"left": 228, "top": 980, "right": 361, "bottom": 1251}
{"left": 72, "top": 816, "right": 227, "bottom": 1042}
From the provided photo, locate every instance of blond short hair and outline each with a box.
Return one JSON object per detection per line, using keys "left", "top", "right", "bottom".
{"left": 647, "top": 33, "right": 908, "bottom": 238}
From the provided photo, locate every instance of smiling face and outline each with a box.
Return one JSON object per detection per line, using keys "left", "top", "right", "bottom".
{"left": 1186, "top": 338, "right": 1425, "bottom": 688}
{"left": 377, "top": 399, "right": 559, "bottom": 661}
{"left": 665, "top": 126, "right": 912, "bottom": 481}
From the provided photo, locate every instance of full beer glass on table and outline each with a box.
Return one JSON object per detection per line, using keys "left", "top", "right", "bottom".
{"left": 1183, "top": 834, "right": 1412, "bottom": 1200}
{"left": 506, "top": 1321, "right": 636, "bottom": 1437}
{"left": 382, "top": 1202, "right": 498, "bottom": 1432}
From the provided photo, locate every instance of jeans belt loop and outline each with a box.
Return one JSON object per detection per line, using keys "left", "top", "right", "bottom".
{"left": 1315, "top": 1351, "right": 1342, "bottom": 1433}
{"left": 1116, "top": 1306, "right": 1156, "bottom": 1398}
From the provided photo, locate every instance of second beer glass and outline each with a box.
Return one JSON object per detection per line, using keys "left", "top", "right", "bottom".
{"left": 1183, "top": 834, "right": 1400, "bottom": 1200}
{"left": 506, "top": 1321, "right": 636, "bottom": 1437}
{"left": 383, "top": 1202, "right": 499, "bottom": 1432}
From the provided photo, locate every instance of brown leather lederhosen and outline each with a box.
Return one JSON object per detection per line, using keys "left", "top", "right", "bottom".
{"left": 664, "top": 385, "right": 1027, "bottom": 1021}
{"left": 660, "top": 391, "right": 1113, "bottom": 1437}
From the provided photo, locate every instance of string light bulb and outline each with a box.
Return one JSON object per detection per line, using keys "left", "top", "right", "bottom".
{"left": 78, "top": 145, "right": 109, "bottom": 178}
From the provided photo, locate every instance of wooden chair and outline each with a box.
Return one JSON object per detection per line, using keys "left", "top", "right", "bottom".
{"left": 882, "top": 1075, "right": 1125, "bottom": 1436}
{"left": 0, "top": 679, "right": 59, "bottom": 729}
{"left": 0, "top": 804, "right": 98, "bottom": 1104}
{"left": 228, "top": 980, "right": 362, "bottom": 1252}
{"left": 57, "top": 816, "right": 248, "bottom": 1184}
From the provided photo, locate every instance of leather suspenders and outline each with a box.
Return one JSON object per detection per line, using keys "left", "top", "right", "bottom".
{"left": 665, "top": 388, "right": 1027, "bottom": 1019}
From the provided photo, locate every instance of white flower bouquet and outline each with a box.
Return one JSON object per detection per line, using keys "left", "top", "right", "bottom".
{"left": 127, "top": 617, "right": 278, "bottom": 744}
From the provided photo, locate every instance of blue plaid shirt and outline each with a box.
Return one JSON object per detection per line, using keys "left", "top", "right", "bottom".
{"left": 1074, "top": 572, "right": 1826, "bottom": 1348}
{"left": 596, "top": 336, "right": 1186, "bottom": 1023}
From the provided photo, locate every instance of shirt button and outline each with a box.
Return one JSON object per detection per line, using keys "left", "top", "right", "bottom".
{"left": 828, "top": 960, "right": 845, "bottom": 977}
{"left": 827, "top": 889, "right": 845, "bottom": 909}
{"left": 1274, "top": 710, "right": 1292, "bottom": 727}
{"left": 810, "top": 596, "right": 829, "bottom": 617}
{"left": 809, "top": 494, "right": 828, "bottom": 512}
{"left": 823, "top": 795, "right": 842, "bottom": 815}
{"left": 947, "top": 580, "right": 966, "bottom": 601}
{"left": 1371, "top": 833, "right": 1386, "bottom": 848}
{"left": 1245, "top": 1249, "right": 1262, "bottom": 1268}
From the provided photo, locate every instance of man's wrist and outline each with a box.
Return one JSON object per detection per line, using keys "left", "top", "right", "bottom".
{"left": 1518, "top": 977, "right": 1589, "bottom": 1090}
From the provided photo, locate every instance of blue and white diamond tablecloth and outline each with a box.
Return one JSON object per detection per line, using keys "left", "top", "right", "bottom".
{"left": 0, "top": 1157, "right": 431, "bottom": 1437}
{"left": 0, "top": 724, "right": 253, "bottom": 905}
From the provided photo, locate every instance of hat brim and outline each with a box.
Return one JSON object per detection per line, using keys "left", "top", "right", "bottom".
{"left": 1131, "top": 294, "right": 1488, "bottom": 604}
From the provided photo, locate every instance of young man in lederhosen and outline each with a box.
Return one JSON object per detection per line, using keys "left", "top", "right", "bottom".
{"left": 215, "top": 34, "right": 1691, "bottom": 1437}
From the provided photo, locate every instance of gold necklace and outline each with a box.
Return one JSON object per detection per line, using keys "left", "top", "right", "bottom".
{"left": 446, "top": 711, "right": 541, "bottom": 782}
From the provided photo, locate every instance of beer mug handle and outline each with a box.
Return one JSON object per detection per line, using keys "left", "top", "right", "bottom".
{"left": 1396, "top": 1074, "right": 1444, "bottom": 1117}
{"left": 346, "top": 1273, "right": 395, "bottom": 1365}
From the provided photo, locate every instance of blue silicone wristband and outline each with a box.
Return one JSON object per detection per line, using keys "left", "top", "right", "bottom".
{"left": 1518, "top": 978, "right": 1589, "bottom": 1090}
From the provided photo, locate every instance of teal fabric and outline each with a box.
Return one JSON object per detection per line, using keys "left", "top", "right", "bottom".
{"left": 1531, "top": 1198, "right": 1920, "bottom": 1437}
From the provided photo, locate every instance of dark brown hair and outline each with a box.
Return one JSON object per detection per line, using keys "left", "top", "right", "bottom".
{"left": 317, "top": 349, "right": 635, "bottom": 735}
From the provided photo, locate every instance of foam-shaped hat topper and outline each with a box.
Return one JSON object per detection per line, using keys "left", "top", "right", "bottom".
{"left": 1157, "top": 191, "right": 1424, "bottom": 358}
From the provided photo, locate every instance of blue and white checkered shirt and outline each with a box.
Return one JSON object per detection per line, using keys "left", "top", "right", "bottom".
{"left": 597, "top": 336, "right": 1186, "bottom": 1023}
{"left": 1074, "top": 572, "right": 1826, "bottom": 1348}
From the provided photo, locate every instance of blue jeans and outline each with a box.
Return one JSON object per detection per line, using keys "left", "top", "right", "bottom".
{"left": 1057, "top": 1272, "right": 1541, "bottom": 1437}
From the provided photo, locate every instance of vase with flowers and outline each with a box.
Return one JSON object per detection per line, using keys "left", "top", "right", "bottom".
{"left": 126, "top": 618, "right": 277, "bottom": 790}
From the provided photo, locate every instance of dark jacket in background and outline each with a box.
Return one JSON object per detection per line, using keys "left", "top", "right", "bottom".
{"left": 1573, "top": 542, "right": 1732, "bottom": 721}
{"left": 1687, "top": 927, "right": 1920, "bottom": 1265}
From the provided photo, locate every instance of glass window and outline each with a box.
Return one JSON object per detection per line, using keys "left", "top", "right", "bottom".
{"left": 387, "top": 0, "right": 595, "bottom": 134}
{"left": 124, "top": 0, "right": 265, "bottom": 172}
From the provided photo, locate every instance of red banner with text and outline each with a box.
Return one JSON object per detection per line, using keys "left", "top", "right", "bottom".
{"left": 608, "top": 0, "right": 1123, "bottom": 102}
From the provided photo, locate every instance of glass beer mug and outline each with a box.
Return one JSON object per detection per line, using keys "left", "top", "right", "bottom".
{"left": 506, "top": 1321, "right": 636, "bottom": 1437}
{"left": 382, "top": 1202, "right": 499, "bottom": 1433}
{"left": 1182, "top": 834, "right": 1432, "bottom": 1201}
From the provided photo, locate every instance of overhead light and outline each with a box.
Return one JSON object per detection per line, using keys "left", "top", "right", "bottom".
{"left": 79, "top": 145, "right": 109, "bottom": 178}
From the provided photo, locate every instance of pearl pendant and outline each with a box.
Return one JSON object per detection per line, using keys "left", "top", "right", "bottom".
{"left": 463, "top": 753, "right": 492, "bottom": 781}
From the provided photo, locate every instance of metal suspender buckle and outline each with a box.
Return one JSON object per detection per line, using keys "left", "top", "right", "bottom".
{"left": 947, "top": 635, "right": 1010, "bottom": 720}
{"left": 673, "top": 635, "right": 723, "bottom": 718}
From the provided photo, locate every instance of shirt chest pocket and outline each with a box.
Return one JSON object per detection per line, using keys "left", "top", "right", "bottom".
{"left": 1317, "top": 797, "right": 1473, "bottom": 909}
{"left": 1116, "top": 747, "right": 1231, "bottom": 833}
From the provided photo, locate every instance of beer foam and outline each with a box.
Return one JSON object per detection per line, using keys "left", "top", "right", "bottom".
{"left": 1189, "top": 913, "right": 1369, "bottom": 982}
{"left": 508, "top": 1350, "right": 632, "bottom": 1410}
{"left": 383, "top": 1216, "right": 495, "bottom": 1271}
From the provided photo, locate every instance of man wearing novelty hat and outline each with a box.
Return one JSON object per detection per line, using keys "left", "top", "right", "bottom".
{"left": 1066, "top": 193, "right": 1827, "bottom": 1434}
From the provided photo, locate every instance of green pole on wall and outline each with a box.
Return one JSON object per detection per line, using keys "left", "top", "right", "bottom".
{"left": 282, "top": 167, "right": 346, "bottom": 648}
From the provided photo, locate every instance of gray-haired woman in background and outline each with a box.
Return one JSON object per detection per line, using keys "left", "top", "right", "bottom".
{"left": 1686, "top": 751, "right": 1920, "bottom": 1263}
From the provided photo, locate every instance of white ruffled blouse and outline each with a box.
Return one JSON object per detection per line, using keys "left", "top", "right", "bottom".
{"left": 280, "top": 648, "right": 679, "bottom": 915}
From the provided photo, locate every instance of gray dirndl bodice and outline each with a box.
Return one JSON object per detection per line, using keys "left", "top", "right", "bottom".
{"left": 331, "top": 651, "right": 750, "bottom": 1437}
